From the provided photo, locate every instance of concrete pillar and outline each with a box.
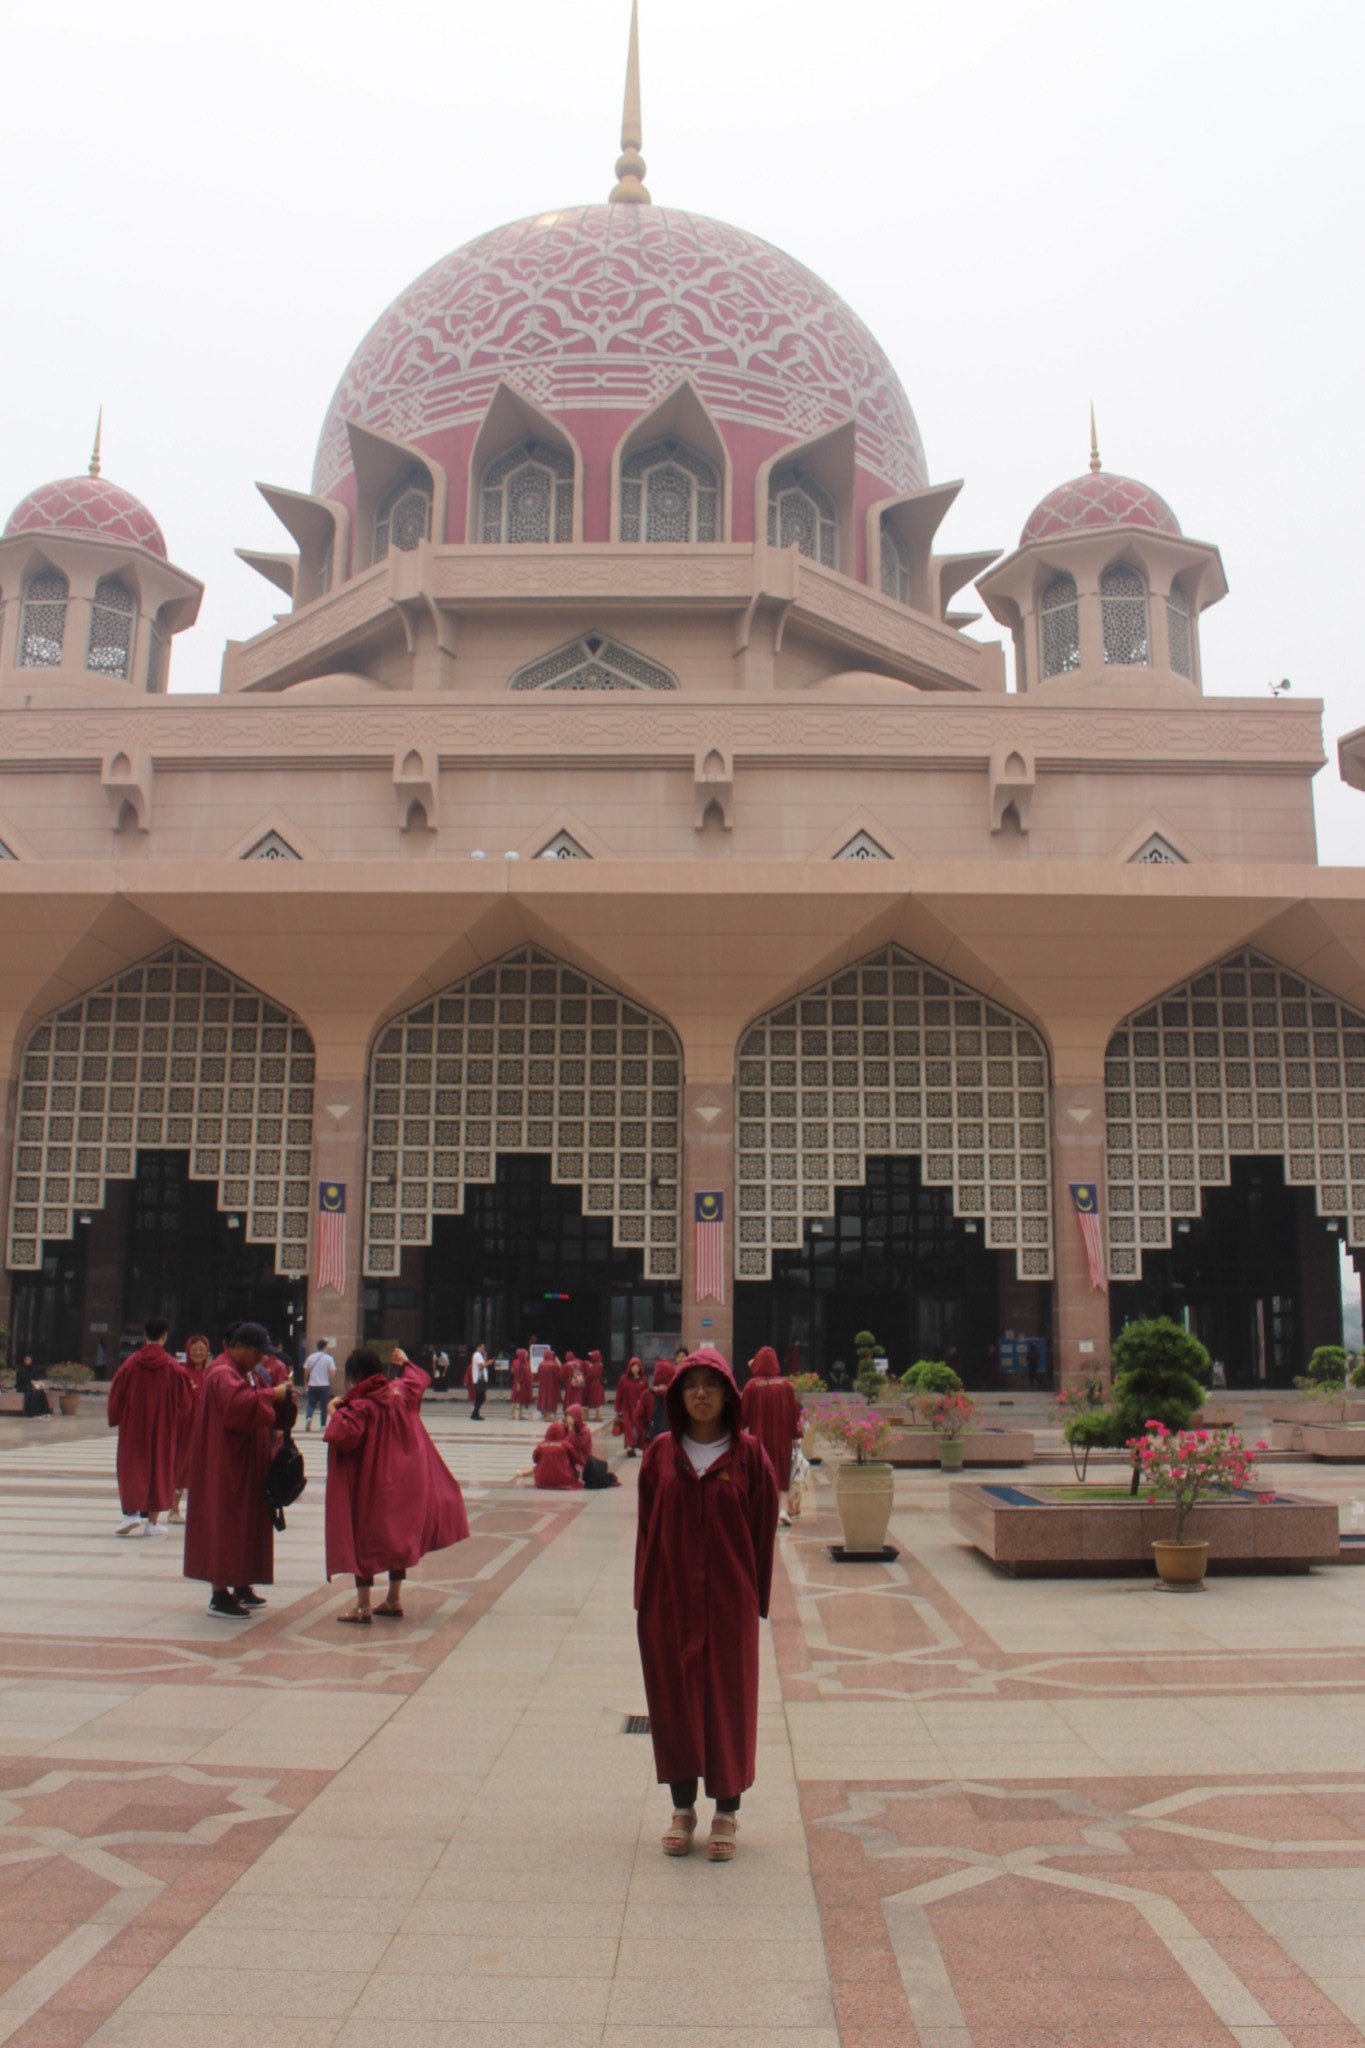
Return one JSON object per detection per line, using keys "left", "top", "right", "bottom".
{"left": 305, "top": 1075, "right": 367, "bottom": 1358}
{"left": 1051, "top": 1078, "right": 1112, "bottom": 1388}
{"left": 680, "top": 1078, "right": 734, "bottom": 1360}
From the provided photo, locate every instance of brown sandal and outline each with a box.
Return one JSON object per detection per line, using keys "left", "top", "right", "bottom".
{"left": 661, "top": 1808, "right": 697, "bottom": 1857}
{"left": 373, "top": 1603, "right": 404, "bottom": 1618}
{"left": 707, "top": 1815, "right": 738, "bottom": 1862}
{"left": 336, "top": 1609, "right": 371, "bottom": 1625}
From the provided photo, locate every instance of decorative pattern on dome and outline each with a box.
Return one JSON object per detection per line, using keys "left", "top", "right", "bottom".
{"left": 1020, "top": 471, "right": 1180, "bottom": 547}
{"left": 314, "top": 206, "right": 926, "bottom": 500}
{"left": 4, "top": 476, "right": 167, "bottom": 559}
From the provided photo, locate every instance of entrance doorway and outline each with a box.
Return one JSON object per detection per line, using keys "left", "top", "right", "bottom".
{"left": 733, "top": 1155, "right": 1042, "bottom": 1389}
{"left": 8, "top": 1150, "right": 300, "bottom": 1371}
{"left": 368, "top": 1155, "right": 680, "bottom": 1377}
{"left": 1109, "top": 1155, "right": 1343, "bottom": 1385}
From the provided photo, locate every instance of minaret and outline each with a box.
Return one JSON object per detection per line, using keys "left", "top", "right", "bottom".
{"left": 90, "top": 406, "right": 104, "bottom": 479}
{"left": 1088, "top": 402, "right": 1101, "bottom": 474}
{"left": 608, "top": 0, "right": 651, "bottom": 203}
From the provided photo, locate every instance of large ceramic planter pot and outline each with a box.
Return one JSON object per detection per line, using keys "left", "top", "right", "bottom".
{"left": 834, "top": 1461, "right": 895, "bottom": 1554}
{"left": 58, "top": 1392, "right": 80, "bottom": 1417}
{"left": 1152, "top": 1539, "right": 1209, "bottom": 1586}
{"left": 937, "top": 1437, "right": 966, "bottom": 1471}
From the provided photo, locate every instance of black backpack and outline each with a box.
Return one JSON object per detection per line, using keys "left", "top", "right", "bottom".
{"left": 264, "top": 1429, "right": 307, "bottom": 1530}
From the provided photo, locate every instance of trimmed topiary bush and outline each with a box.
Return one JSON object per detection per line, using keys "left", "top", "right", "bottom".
{"left": 1108, "top": 1317, "right": 1208, "bottom": 1493}
{"left": 899, "top": 1359, "right": 963, "bottom": 1396}
{"left": 1062, "top": 1407, "right": 1119, "bottom": 1481}
{"left": 1305, "top": 1345, "right": 1348, "bottom": 1385}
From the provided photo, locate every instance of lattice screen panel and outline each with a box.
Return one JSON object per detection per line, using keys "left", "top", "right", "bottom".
{"left": 9, "top": 943, "right": 315, "bottom": 1274}
{"left": 364, "top": 946, "right": 681, "bottom": 1279}
{"left": 1104, "top": 948, "right": 1365, "bottom": 1280}
{"left": 735, "top": 945, "right": 1053, "bottom": 1281}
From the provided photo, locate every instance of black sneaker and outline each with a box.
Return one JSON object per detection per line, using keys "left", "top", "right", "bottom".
{"left": 207, "top": 1592, "right": 250, "bottom": 1619}
{"left": 232, "top": 1587, "right": 266, "bottom": 1608}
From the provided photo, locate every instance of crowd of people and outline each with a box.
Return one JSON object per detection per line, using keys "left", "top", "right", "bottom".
{"left": 97, "top": 1318, "right": 809, "bottom": 1860}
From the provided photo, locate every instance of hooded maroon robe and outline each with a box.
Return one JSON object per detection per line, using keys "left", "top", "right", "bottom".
{"left": 563, "top": 1354, "right": 587, "bottom": 1411}
{"left": 323, "top": 1362, "right": 469, "bottom": 1580}
{"left": 532, "top": 1422, "right": 580, "bottom": 1489}
{"left": 563, "top": 1405, "right": 592, "bottom": 1472}
{"left": 182, "top": 1353, "right": 279, "bottom": 1587}
{"left": 615, "top": 1363, "right": 653, "bottom": 1450}
{"left": 583, "top": 1351, "right": 606, "bottom": 1409}
{"left": 107, "top": 1343, "right": 193, "bottom": 1516}
{"left": 740, "top": 1347, "right": 803, "bottom": 1501}
{"left": 510, "top": 1349, "right": 535, "bottom": 1406}
{"left": 173, "top": 1354, "right": 208, "bottom": 1491}
{"left": 536, "top": 1353, "right": 564, "bottom": 1418}
{"left": 634, "top": 1348, "right": 778, "bottom": 1802}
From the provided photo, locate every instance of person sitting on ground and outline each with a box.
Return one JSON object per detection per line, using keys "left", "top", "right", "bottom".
{"left": 615, "top": 1357, "right": 653, "bottom": 1457}
{"left": 512, "top": 1421, "right": 581, "bottom": 1489}
{"left": 563, "top": 1402, "right": 593, "bottom": 1474}
{"left": 107, "top": 1317, "right": 193, "bottom": 1538}
{"left": 323, "top": 1347, "right": 469, "bottom": 1624}
{"left": 15, "top": 1354, "right": 52, "bottom": 1418}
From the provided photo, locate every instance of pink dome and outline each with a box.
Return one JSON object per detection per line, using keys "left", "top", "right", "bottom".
{"left": 313, "top": 204, "right": 926, "bottom": 507}
{"left": 4, "top": 475, "right": 167, "bottom": 559}
{"left": 1021, "top": 470, "right": 1180, "bottom": 547}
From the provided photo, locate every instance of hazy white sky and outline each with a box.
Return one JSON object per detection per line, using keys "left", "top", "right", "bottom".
{"left": 3, "top": 0, "right": 1360, "bottom": 858}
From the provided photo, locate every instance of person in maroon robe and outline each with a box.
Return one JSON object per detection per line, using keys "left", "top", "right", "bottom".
{"left": 583, "top": 1350, "right": 606, "bottom": 1420}
{"left": 514, "top": 1421, "right": 580, "bottom": 1489}
{"left": 614, "top": 1357, "right": 653, "bottom": 1457}
{"left": 536, "top": 1350, "right": 564, "bottom": 1418}
{"left": 563, "top": 1403, "right": 593, "bottom": 1474}
{"left": 323, "top": 1349, "right": 469, "bottom": 1623}
{"left": 170, "top": 1332, "right": 211, "bottom": 1522}
{"left": 740, "top": 1346, "right": 804, "bottom": 1529}
{"left": 183, "top": 1322, "right": 292, "bottom": 1620}
{"left": 107, "top": 1317, "right": 193, "bottom": 1538}
{"left": 635, "top": 1348, "right": 777, "bottom": 1862}
{"left": 563, "top": 1352, "right": 587, "bottom": 1414}
{"left": 509, "top": 1348, "right": 535, "bottom": 1419}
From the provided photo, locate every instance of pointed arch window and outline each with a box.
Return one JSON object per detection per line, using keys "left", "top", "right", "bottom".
{"left": 1101, "top": 561, "right": 1150, "bottom": 666}
{"left": 19, "top": 569, "right": 68, "bottom": 668}
{"left": 86, "top": 574, "right": 137, "bottom": 679}
{"left": 767, "top": 464, "right": 837, "bottom": 567}
{"left": 1166, "top": 581, "right": 1193, "bottom": 678}
{"left": 879, "top": 520, "right": 910, "bottom": 604}
{"left": 481, "top": 439, "right": 574, "bottom": 544}
{"left": 1038, "top": 570, "right": 1080, "bottom": 677}
{"left": 620, "top": 438, "right": 719, "bottom": 543}
{"left": 373, "top": 472, "right": 431, "bottom": 560}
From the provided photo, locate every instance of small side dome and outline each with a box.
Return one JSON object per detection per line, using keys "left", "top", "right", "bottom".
{"left": 4, "top": 475, "right": 168, "bottom": 559}
{"left": 1020, "top": 470, "right": 1180, "bottom": 547}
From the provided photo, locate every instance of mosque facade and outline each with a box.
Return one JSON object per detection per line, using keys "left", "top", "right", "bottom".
{"left": 3, "top": 15, "right": 1364, "bottom": 1386}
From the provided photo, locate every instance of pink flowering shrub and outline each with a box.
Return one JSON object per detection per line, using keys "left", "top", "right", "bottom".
{"left": 808, "top": 1400, "right": 893, "bottom": 1465}
{"left": 919, "top": 1390, "right": 976, "bottom": 1440}
{"left": 1129, "top": 1421, "right": 1268, "bottom": 1543}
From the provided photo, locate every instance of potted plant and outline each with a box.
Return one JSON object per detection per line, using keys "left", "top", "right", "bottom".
{"left": 809, "top": 1401, "right": 896, "bottom": 1554}
{"left": 46, "top": 1361, "right": 93, "bottom": 1416}
{"left": 1131, "top": 1422, "right": 1265, "bottom": 1586}
{"left": 920, "top": 1389, "right": 975, "bottom": 1469}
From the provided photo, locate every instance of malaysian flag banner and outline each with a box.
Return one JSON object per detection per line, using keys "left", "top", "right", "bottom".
{"left": 694, "top": 1191, "right": 725, "bottom": 1305}
{"left": 1070, "top": 1182, "right": 1108, "bottom": 1293}
{"left": 316, "top": 1182, "right": 347, "bottom": 1295}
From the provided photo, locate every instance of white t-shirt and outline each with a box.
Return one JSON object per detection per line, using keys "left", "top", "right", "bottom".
{"left": 471, "top": 1348, "right": 488, "bottom": 1382}
{"left": 304, "top": 1350, "right": 335, "bottom": 1388}
{"left": 682, "top": 1432, "right": 731, "bottom": 1476}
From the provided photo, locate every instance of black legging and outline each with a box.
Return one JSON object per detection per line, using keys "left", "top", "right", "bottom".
{"left": 670, "top": 1778, "right": 739, "bottom": 1815}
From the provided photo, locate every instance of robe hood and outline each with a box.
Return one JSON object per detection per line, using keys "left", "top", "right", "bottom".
{"left": 545, "top": 1421, "right": 567, "bottom": 1442}
{"left": 749, "top": 1347, "right": 781, "bottom": 1378}
{"left": 665, "top": 1346, "right": 743, "bottom": 1439}
{"left": 123, "top": 1342, "right": 178, "bottom": 1373}
{"left": 566, "top": 1403, "right": 584, "bottom": 1427}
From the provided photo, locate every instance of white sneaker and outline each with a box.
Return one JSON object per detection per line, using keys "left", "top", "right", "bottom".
{"left": 778, "top": 1511, "right": 792, "bottom": 1527}
{"left": 143, "top": 1522, "right": 170, "bottom": 1540}
{"left": 116, "top": 1514, "right": 145, "bottom": 1536}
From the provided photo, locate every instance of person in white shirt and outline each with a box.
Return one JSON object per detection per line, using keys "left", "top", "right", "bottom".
{"left": 303, "top": 1341, "right": 336, "bottom": 1430}
{"left": 469, "top": 1344, "right": 489, "bottom": 1422}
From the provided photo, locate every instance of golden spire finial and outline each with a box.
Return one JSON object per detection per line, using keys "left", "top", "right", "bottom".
{"left": 1088, "top": 401, "right": 1101, "bottom": 474}
{"left": 89, "top": 406, "right": 103, "bottom": 479}
{"left": 609, "top": 0, "right": 651, "bottom": 203}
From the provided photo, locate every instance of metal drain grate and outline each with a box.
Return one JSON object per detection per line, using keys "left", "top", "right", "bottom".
{"left": 622, "top": 1714, "right": 651, "bottom": 1735}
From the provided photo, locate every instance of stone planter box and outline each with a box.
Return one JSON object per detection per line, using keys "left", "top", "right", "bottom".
{"left": 883, "top": 1426, "right": 1033, "bottom": 1467}
{"left": 1298, "top": 1425, "right": 1365, "bottom": 1462}
{"left": 1191, "top": 1404, "right": 1245, "bottom": 1427}
{"left": 1264, "top": 1400, "right": 1352, "bottom": 1426}
{"left": 949, "top": 1481, "right": 1339, "bottom": 1576}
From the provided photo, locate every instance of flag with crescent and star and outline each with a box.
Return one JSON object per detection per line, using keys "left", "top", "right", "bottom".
{"left": 316, "top": 1182, "right": 347, "bottom": 1295}
{"left": 694, "top": 1191, "right": 724, "bottom": 1304}
{"left": 1069, "top": 1182, "right": 1107, "bottom": 1293}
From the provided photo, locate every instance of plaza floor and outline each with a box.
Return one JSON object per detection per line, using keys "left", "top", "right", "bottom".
{"left": 2, "top": 1398, "right": 1365, "bottom": 2048}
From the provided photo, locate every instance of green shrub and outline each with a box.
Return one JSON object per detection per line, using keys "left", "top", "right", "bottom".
{"left": 1306, "top": 1345, "right": 1348, "bottom": 1384}
{"left": 899, "top": 1359, "right": 962, "bottom": 1395}
{"left": 1108, "top": 1318, "right": 1208, "bottom": 1493}
{"left": 1062, "top": 1407, "right": 1118, "bottom": 1481}
{"left": 854, "top": 1361, "right": 886, "bottom": 1402}
{"left": 1351, "top": 1357, "right": 1365, "bottom": 1390}
{"left": 853, "top": 1330, "right": 878, "bottom": 1352}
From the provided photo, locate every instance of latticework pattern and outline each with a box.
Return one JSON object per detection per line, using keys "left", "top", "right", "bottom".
{"left": 86, "top": 575, "right": 136, "bottom": 678}
{"left": 1130, "top": 835, "right": 1184, "bottom": 866}
{"left": 364, "top": 947, "right": 682, "bottom": 1280}
{"left": 1104, "top": 949, "right": 1365, "bottom": 1280}
{"left": 767, "top": 464, "right": 837, "bottom": 567}
{"left": 8, "top": 944, "right": 315, "bottom": 1275}
{"left": 481, "top": 440, "right": 574, "bottom": 544}
{"left": 508, "top": 632, "right": 677, "bottom": 693}
{"left": 735, "top": 946, "right": 1053, "bottom": 1282}
{"left": 1101, "top": 563, "right": 1149, "bottom": 667}
{"left": 19, "top": 571, "right": 68, "bottom": 669}
{"left": 374, "top": 476, "right": 431, "bottom": 559}
{"left": 1039, "top": 571, "right": 1080, "bottom": 679}
{"left": 620, "top": 438, "right": 720, "bottom": 543}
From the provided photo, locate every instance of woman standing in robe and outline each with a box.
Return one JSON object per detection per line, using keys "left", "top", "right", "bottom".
{"left": 323, "top": 1348, "right": 469, "bottom": 1624}
{"left": 635, "top": 1348, "right": 777, "bottom": 1862}
{"left": 536, "top": 1349, "right": 563, "bottom": 1419}
{"left": 170, "top": 1333, "right": 211, "bottom": 1523}
{"left": 739, "top": 1346, "right": 804, "bottom": 1529}
{"left": 509, "top": 1348, "right": 534, "bottom": 1420}
{"left": 183, "top": 1323, "right": 292, "bottom": 1620}
{"left": 563, "top": 1352, "right": 587, "bottom": 1414}
{"left": 647, "top": 1351, "right": 680, "bottom": 1441}
{"left": 583, "top": 1350, "right": 606, "bottom": 1421}
{"left": 614, "top": 1357, "right": 652, "bottom": 1458}
{"left": 106, "top": 1317, "right": 193, "bottom": 1537}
